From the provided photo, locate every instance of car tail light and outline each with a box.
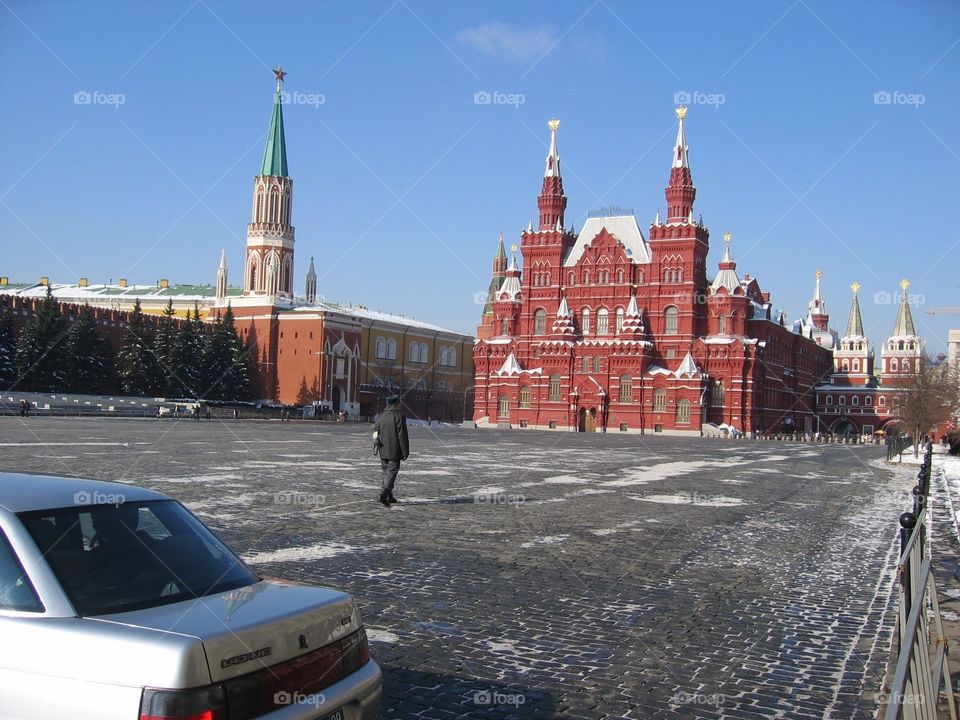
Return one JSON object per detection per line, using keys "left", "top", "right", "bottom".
{"left": 340, "top": 627, "right": 371, "bottom": 676}
{"left": 139, "top": 685, "right": 227, "bottom": 720}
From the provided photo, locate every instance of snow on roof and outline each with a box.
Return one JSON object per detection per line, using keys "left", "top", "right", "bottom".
{"left": 704, "top": 337, "right": 735, "bottom": 344}
{"left": 647, "top": 365, "right": 671, "bottom": 376}
{"left": 4, "top": 282, "right": 241, "bottom": 302}
{"left": 675, "top": 352, "right": 700, "bottom": 377}
{"left": 497, "top": 353, "right": 522, "bottom": 376}
{"left": 563, "top": 215, "right": 650, "bottom": 267}
{"left": 299, "top": 301, "right": 462, "bottom": 334}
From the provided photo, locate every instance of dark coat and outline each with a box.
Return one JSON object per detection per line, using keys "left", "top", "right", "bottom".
{"left": 375, "top": 406, "right": 409, "bottom": 461}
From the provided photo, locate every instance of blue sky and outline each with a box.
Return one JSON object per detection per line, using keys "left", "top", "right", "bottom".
{"left": 1, "top": 1, "right": 958, "bottom": 353}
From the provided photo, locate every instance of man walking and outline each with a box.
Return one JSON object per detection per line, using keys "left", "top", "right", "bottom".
{"left": 374, "top": 394, "right": 409, "bottom": 508}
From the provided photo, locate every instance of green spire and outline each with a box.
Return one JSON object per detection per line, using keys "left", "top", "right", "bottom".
{"left": 891, "top": 279, "right": 917, "bottom": 337}
{"left": 845, "top": 282, "right": 864, "bottom": 337}
{"left": 260, "top": 68, "right": 288, "bottom": 177}
{"left": 495, "top": 232, "right": 506, "bottom": 259}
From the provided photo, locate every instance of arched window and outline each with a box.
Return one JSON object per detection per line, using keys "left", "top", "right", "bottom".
{"left": 852, "top": 359, "right": 860, "bottom": 372}
{"left": 826, "top": 396, "right": 833, "bottom": 405}
{"left": 676, "top": 399, "right": 690, "bottom": 423}
{"left": 597, "top": 308, "right": 609, "bottom": 335}
{"left": 712, "top": 380, "right": 724, "bottom": 407}
{"left": 593, "top": 357, "right": 600, "bottom": 373}
{"left": 439, "top": 346, "right": 448, "bottom": 366}
{"left": 583, "top": 270, "right": 590, "bottom": 285}
{"left": 664, "top": 306, "right": 679, "bottom": 335}
{"left": 501, "top": 318, "right": 509, "bottom": 335}
{"left": 568, "top": 271, "right": 575, "bottom": 287}
{"left": 419, "top": 343, "right": 428, "bottom": 363}
{"left": 839, "top": 396, "right": 846, "bottom": 405}
{"left": 549, "top": 374, "right": 561, "bottom": 401}
{"left": 619, "top": 374, "right": 632, "bottom": 402}
{"left": 616, "top": 269, "right": 624, "bottom": 284}
{"left": 615, "top": 307, "right": 625, "bottom": 334}
{"left": 498, "top": 395, "right": 511, "bottom": 417}
{"left": 581, "top": 307, "right": 591, "bottom": 334}
{"left": 582, "top": 356, "right": 590, "bottom": 373}
{"left": 852, "top": 396, "right": 859, "bottom": 406}
{"left": 387, "top": 338, "right": 397, "bottom": 360}
{"left": 376, "top": 337, "right": 386, "bottom": 359}
{"left": 866, "top": 396, "right": 873, "bottom": 406}
{"left": 269, "top": 189, "right": 280, "bottom": 223}
{"left": 653, "top": 388, "right": 666, "bottom": 412}
{"left": 841, "top": 359, "right": 849, "bottom": 371}
{"left": 519, "top": 386, "right": 531, "bottom": 408}
{"left": 879, "top": 396, "right": 886, "bottom": 406}
{"left": 718, "top": 315, "right": 727, "bottom": 335}
{"left": 534, "top": 308, "right": 547, "bottom": 335}
{"left": 410, "top": 342, "right": 419, "bottom": 362}
{"left": 890, "top": 358, "right": 898, "bottom": 372}
{"left": 248, "top": 255, "right": 259, "bottom": 291}
{"left": 446, "top": 347, "right": 456, "bottom": 366}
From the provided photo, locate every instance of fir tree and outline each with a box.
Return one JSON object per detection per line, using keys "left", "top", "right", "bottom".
{"left": 65, "top": 304, "right": 105, "bottom": 394}
{"left": 0, "top": 304, "right": 17, "bottom": 390}
{"left": 170, "top": 302, "right": 204, "bottom": 397}
{"left": 116, "top": 299, "right": 156, "bottom": 396}
{"left": 14, "top": 285, "right": 69, "bottom": 392}
{"left": 155, "top": 299, "right": 178, "bottom": 395}
{"left": 201, "top": 305, "right": 250, "bottom": 400}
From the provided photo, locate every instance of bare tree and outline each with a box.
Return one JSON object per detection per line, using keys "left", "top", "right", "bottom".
{"left": 895, "top": 353, "right": 959, "bottom": 455}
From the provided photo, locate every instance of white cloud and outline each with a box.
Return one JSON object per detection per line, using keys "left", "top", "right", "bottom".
{"left": 457, "top": 21, "right": 559, "bottom": 62}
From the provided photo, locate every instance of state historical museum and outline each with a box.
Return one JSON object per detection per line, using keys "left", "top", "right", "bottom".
{"left": 473, "top": 109, "right": 835, "bottom": 435}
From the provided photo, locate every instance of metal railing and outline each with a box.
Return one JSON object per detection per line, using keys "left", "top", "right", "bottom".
{"left": 885, "top": 444, "right": 957, "bottom": 719}
{"left": 888, "top": 435, "right": 915, "bottom": 461}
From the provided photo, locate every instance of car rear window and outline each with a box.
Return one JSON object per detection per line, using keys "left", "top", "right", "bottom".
{"left": 18, "top": 499, "right": 256, "bottom": 616}
{"left": 0, "top": 530, "right": 44, "bottom": 612}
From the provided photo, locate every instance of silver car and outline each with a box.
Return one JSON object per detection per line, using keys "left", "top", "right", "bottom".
{"left": 0, "top": 473, "right": 381, "bottom": 720}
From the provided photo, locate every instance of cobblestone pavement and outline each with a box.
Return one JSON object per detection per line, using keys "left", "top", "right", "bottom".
{"left": 0, "top": 417, "right": 921, "bottom": 719}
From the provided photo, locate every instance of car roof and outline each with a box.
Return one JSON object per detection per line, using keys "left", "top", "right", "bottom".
{"left": 0, "top": 473, "right": 170, "bottom": 513}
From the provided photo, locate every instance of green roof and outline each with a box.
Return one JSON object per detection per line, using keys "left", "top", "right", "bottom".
{"left": 260, "top": 91, "right": 288, "bottom": 177}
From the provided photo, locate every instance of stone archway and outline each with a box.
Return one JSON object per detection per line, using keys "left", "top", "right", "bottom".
{"left": 332, "top": 385, "right": 343, "bottom": 413}
{"left": 830, "top": 418, "right": 857, "bottom": 436}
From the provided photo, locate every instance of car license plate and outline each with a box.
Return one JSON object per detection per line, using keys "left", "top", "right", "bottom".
{"left": 319, "top": 709, "right": 344, "bottom": 720}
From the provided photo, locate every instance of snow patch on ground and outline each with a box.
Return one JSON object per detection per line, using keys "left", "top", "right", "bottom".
{"left": 367, "top": 628, "right": 400, "bottom": 644}
{"left": 242, "top": 542, "right": 378, "bottom": 564}
{"left": 541, "top": 475, "right": 592, "bottom": 484}
{"left": 633, "top": 493, "right": 746, "bottom": 507}
{"left": 602, "top": 459, "right": 739, "bottom": 487}
{"left": 520, "top": 535, "right": 569, "bottom": 548}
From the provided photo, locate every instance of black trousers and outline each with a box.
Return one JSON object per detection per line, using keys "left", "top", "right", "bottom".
{"left": 380, "top": 459, "right": 400, "bottom": 493}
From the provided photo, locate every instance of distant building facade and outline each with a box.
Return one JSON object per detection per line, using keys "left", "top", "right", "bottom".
{"left": 473, "top": 111, "right": 834, "bottom": 435}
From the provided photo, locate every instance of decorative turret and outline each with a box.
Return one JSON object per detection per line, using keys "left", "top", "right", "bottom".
{"left": 305, "top": 256, "right": 317, "bottom": 304}
{"left": 807, "top": 270, "right": 829, "bottom": 331}
{"left": 491, "top": 245, "right": 523, "bottom": 337}
{"left": 537, "top": 118, "right": 567, "bottom": 230}
{"left": 881, "top": 279, "right": 922, "bottom": 384}
{"left": 551, "top": 294, "right": 575, "bottom": 337}
{"left": 245, "top": 66, "right": 295, "bottom": 300}
{"left": 619, "top": 294, "right": 645, "bottom": 336}
{"left": 215, "top": 249, "right": 228, "bottom": 303}
{"left": 710, "top": 232, "right": 741, "bottom": 294}
{"left": 834, "top": 282, "right": 872, "bottom": 384}
{"left": 665, "top": 106, "right": 696, "bottom": 223}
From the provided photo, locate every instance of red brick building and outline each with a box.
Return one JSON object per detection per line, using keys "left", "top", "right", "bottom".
{"left": 473, "top": 109, "right": 835, "bottom": 435}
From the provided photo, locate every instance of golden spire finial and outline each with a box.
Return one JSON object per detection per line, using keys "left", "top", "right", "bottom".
{"left": 548, "top": 117, "right": 560, "bottom": 132}
{"left": 511, "top": 243, "right": 518, "bottom": 254}
{"left": 676, "top": 106, "right": 688, "bottom": 120}
{"left": 816, "top": 269, "right": 823, "bottom": 280}
{"left": 723, "top": 232, "right": 731, "bottom": 242}
{"left": 900, "top": 278, "right": 910, "bottom": 291}
{"left": 851, "top": 282, "right": 861, "bottom": 294}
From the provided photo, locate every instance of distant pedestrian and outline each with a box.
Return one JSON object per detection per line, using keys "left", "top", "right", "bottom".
{"left": 374, "top": 394, "right": 409, "bottom": 508}
{"left": 18, "top": 399, "right": 27, "bottom": 417}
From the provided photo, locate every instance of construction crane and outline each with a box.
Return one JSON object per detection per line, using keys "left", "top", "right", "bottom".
{"left": 925, "top": 308, "right": 960, "bottom": 315}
